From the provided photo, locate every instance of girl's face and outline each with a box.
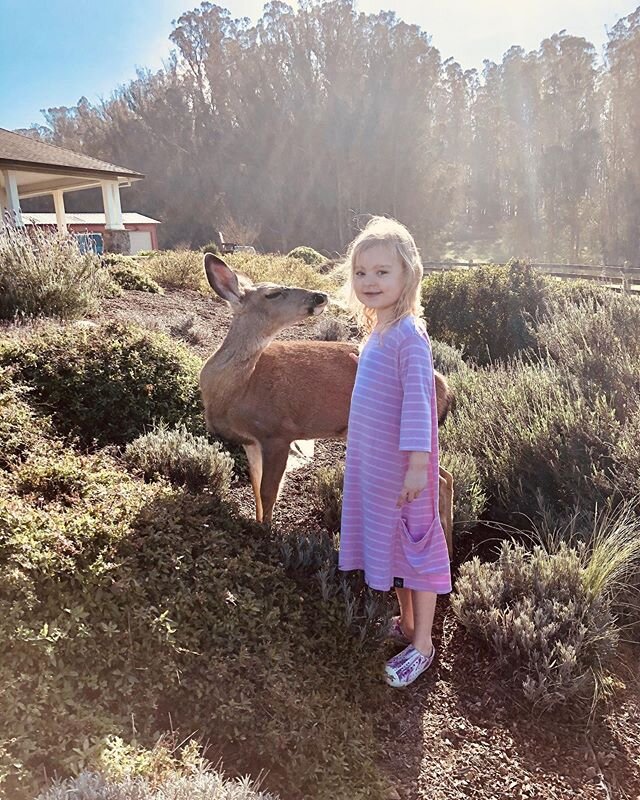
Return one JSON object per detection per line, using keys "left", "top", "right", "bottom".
{"left": 353, "top": 242, "right": 406, "bottom": 324}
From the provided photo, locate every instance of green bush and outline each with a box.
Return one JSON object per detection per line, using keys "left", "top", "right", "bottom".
{"left": 431, "top": 339, "right": 469, "bottom": 374}
{"left": 421, "top": 261, "right": 549, "bottom": 364}
{"left": 0, "top": 461, "right": 389, "bottom": 799}
{"left": 441, "top": 360, "right": 620, "bottom": 519}
{"left": 0, "top": 322, "right": 205, "bottom": 447}
{"left": 452, "top": 503, "right": 640, "bottom": 711}
{"left": 13, "top": 451, "right": 89, "bottom": 505}
{"left": 439, "top": 451, "right": 487, "bottom": 530}
{"left": 106, "top": 262, "right": 163, "bottom": 294}
{"left": 534, "top": 293, "right": 640, "bottom": 422}
{"left": 144, "top": 250, "right": 206, "bottom": 291}
{"left": 0, "top": 226, "right": 108, "bottom": 320}
{"left": 0, "top": 376, "right": 56, "bottom": 470}
{"left": 286, "top": 246, "right": 325, "bottom": 266}
{"left": 124, "top": 424, "right": 234, "bottom": 495}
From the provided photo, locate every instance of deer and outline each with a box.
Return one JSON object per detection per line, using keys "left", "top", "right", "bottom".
{"left": 199, "top": 253, "right": 455, "bottom": 556}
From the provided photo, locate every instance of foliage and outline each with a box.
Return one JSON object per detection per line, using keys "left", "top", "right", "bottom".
{"left": 314, "top": 316, "right": 350, "bottom": 341}
{"left": 431, "top": 339, "right": 469, "bottom": 374}
{"left": 225, "top": 252, "right": 343, "bottom": 293}
{"left": 287, "top": 246, "right": 325, "bottom": 266}
{"left": 421, "top": 261, "right": 550, "bottom": 364}
{"left": 452, "top": 502, "right": 640, "bottom": 711}
{"left": 104, "top": 255, "right": 163, "bottom": 294}
{"left": 534, "top": 293, "right": 640, "bottom": 421}
{"left": 0, "top": 374, "right": 57, "bottom": 470}
{"left": 144, "top": 250, "right": 207, "bottom": 291}
{"left": 37, "top": 736, "right": 279, "bottom": 800}
{"left": 441, "top": 360, "right": 620, "bottom": 519}
{"left": 313, "top": 465, "right": 344, "bottom": 531}
{"left": 0, "top": 226, "right": 108, "bottom": 320}
{"left": 0, "top": 322, "right": 204, "bottom": 447}
{"left": 124, "top": 424, "right": 234, "bottom": 495}
{"left": 439, "top": 451, "right": 487, "bottom": 530}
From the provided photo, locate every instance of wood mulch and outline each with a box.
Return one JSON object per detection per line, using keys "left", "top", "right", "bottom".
{"left": 13, "top": 287, "right": 640, "bottom": 800}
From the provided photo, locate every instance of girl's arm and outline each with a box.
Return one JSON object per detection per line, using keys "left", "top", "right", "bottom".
{"left": 397, "top": 334, "right": 435, "bottom": 506}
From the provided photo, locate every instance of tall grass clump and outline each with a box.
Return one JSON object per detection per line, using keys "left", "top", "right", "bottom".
{"left": 125, "top": 424, "right": 233, "bottom": 495}
{"left": 452, "top": 502, "right": 640, "bottom": 712}
{"left": 0, "top": 226, "right": 108, "bottom": 320}
{"left": 0, "top": 322, "right": 204, "bottom": 446}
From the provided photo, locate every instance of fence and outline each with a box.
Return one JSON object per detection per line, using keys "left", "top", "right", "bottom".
{"left": 422, "top": 260, "right": 640, "bottom": 293}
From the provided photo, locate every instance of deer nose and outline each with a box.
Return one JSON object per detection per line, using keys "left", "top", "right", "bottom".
{"left": 313, "top": 293, "right": 328, "bottom": 305}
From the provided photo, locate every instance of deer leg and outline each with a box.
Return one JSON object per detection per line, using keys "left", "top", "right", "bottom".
{"left": 243, "top": 442, "right": 264, "bottom": 522}
{"left": 438, "top": 466, "right": 454, "bottom": 559}
{"left": 259, "top": 438, "right": 291, "bottom": 524}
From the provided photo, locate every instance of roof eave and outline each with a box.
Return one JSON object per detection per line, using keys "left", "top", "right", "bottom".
{"left": 0, "top": 158, "right": 144, "bottom": 181}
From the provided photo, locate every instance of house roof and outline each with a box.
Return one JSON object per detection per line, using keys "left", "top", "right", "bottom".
{"left": 0, "top": 128, "right": 144, "bottom": 179}
{"left": 23, "top": 212, "right": 161, "bottom": 226}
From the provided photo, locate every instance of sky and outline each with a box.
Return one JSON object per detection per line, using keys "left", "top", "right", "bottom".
{"left": 0, "top": 0, "right": 637, "bottom": 131}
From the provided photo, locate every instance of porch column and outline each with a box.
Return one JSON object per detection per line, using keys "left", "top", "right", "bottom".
{"left": 100, "top": 179, "right": 124, "bottom": 230}
{"left": 53, "top": 189, "right": 67, "bottom": 232}
{"left": 100, "top": 179, "right": 130, "bottom": 254}
{"left": 1, "top": 170, "right": 23, "bottom": 227}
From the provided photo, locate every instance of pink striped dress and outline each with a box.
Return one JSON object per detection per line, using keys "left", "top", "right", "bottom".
{"left": 338, "top": 315, "right": 452, "bottom": 593}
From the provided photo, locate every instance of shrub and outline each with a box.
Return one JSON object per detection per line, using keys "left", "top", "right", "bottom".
{"left": 431, "top": 339, "right": 469, "bottom": 375}
{"left": 452, "top": 503, "right": 640, "bottom": 711}
{"left": 226, "top": 252, "right": 342, "bottom": 293}
{"left": 313, "top": 464, "right": 344, "bottom": 531}
{"left": 439, "top": 451, "right": 487, "bottom": 530}
{"left": 534, "top": 293, "right": 640, "bottom": 422}
{"left": 124, "top": 424, "right": 234, "bottom": 495}
{"left": 0, "top": 226, "right": 108, "bottom": 320}
{"left": 144, "top": 250, "right": 206, "bottom": 291}
{"left": 199, "top": 239, "right": 221, "bottom": 255}
{"left": 441, "top": 360, "right": 620, "bottom": 519}
{"left": 0, "top": 477, "right": 388, "bottom": 800}
{"left": 13, "top": 451, "right": 89, "bottom": 505}
{"left": 421, "top": 260, "right": 549, "bottom": 364}
{"left": 314, "top": 316, "right": 350, "bottom": 341}
{"left": 0, "top": 375, "right": 56, "bottom": 470}
{"left": 452, "top": 541, "right": 617, "bottom": 711}
{"left": 286, "top": 246, "right": 325, "bottom": 266}
{"left": 105, "top": 260, "right": 163, "bottom": 294}
{"left": 37, "top": 736, "right": 279, "bottom": 800}
{"left": 0, "top": 322, "right": 205, "bottom": 447}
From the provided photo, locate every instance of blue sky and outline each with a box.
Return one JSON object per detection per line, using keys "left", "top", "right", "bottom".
{"left": 1, "top": 0, "right": 637, "bottom": 131}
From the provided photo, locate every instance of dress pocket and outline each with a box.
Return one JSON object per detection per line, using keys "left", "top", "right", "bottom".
{"left": 398, "top": 516, "right": 440, "bottom": 573}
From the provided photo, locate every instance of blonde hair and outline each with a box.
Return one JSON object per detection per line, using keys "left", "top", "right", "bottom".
{"left": 341, "top": 216, "right": 424, "bottom": 337}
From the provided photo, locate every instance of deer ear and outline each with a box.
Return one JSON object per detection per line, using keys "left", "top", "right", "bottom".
{"left": 203, "top": 253, "right": 246, "bottom": 305}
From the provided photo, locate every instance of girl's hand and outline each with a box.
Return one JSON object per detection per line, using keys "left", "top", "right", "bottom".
{"left": 397, "top": 466, "right": 428, "bottom": 507}
{"left": 349, "top": 352, "right": 359, "bottom": 364}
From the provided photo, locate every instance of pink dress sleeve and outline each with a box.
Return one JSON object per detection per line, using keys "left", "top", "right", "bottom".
{"left": 398, "top": 333, "right": 433, "bottom": 452}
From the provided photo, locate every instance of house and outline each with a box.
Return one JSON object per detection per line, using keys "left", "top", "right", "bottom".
{"left": 22, "top": 212, "right": 160, "bottom": 254}
{"left": 0, "top": 127, "right": 152, "bottom": 254}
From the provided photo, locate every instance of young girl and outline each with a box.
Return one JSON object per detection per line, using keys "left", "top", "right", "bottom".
{"left": 338, "top": 216, "right": 452, "bottom": 688}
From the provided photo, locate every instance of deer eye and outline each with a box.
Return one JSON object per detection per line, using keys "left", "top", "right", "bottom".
{"left": 265, "top": 290, "right": 282, "bottom": 299}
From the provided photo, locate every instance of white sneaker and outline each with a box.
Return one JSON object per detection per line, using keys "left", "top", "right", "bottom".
{"left": 384, "top": 644, "right": 435, "bottom": 687}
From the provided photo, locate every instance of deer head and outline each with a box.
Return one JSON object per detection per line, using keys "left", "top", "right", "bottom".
{"left": 203, "top": 253, "right": 329, "bottom": 337}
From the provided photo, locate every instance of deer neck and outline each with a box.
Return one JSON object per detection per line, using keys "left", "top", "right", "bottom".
{"left": 206, "top": 312, "right": 278, "bottom": 402}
